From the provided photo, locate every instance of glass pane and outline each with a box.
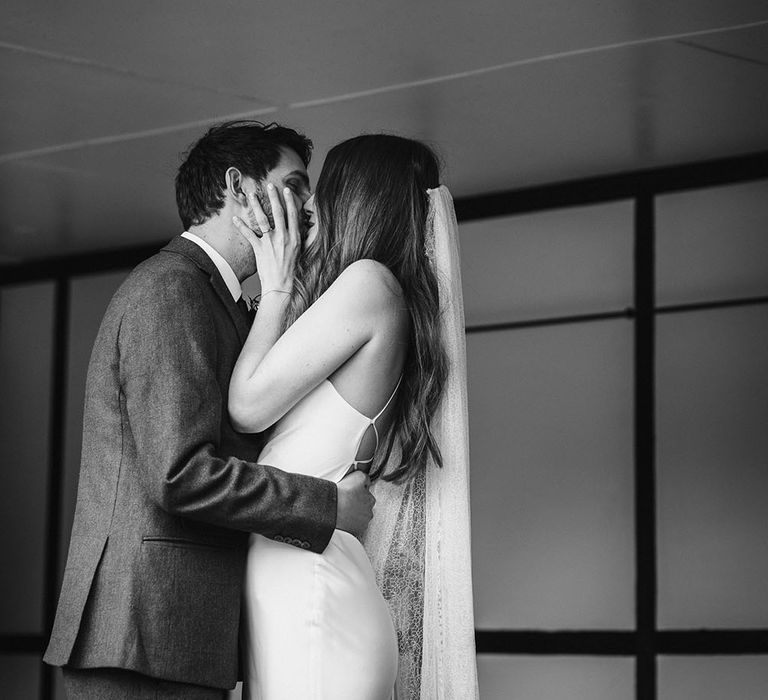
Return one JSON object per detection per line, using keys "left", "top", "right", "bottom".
{"left": 459, "top": 201, "right": 633, "bottom": 326}
{"left": 0, "top": 654, "right": 42, "bottom": 699}
{"left": 656, "top": 179, "right": 768, "bottom": 306}
{"left": 657, "top": 306, "right": 768, "bottom": 628}
{"left": 0, "top": 282, "right": 54, "bottom": 634}
{"left": 60, "top": 271, "right": 130, "bottom": 585}
{"left": 659, "top": 656, "right": 768, "bottom": 700}
{"left": 478, "top": 655, "right": 634, "bottom": 700}
{"left": 469, "top": 321, "right": 634, "bottom": 629}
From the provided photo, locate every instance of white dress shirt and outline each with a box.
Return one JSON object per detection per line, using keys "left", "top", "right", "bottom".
{"left": 181, "top": 231, "right": 242, "bottom": 302}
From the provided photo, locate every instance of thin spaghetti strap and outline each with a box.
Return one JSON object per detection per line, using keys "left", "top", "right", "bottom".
{"left": 350, "top": 374, "right": 404, "bottom": 470}
{"left": 372, "top": 374, "right": 404, "bottom": 422}
{"left": 351, "top": 421, "right": 381, "bottom": 469}
{"left": 370, "top": 423, "right": 381, "bottom": 455}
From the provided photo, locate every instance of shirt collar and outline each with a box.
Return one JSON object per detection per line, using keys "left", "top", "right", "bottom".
{"left": 181, "top": 231, "right": 242, "bottom": 302}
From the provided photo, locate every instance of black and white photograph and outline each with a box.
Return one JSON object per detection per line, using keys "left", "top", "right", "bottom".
{"left": 1, "top": 2, "right": 767, "bottom": 699}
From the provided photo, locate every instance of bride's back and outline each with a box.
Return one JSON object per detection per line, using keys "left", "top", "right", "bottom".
{"left": 259, "top": 258, "right": 410, "bottom": 482}
{"left": 326, "top": 259, "right": 409, "bottom": 459}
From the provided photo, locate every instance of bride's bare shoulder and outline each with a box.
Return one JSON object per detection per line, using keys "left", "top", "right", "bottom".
{"left": 333, "top": 259, "right": 404, "bottom": 308}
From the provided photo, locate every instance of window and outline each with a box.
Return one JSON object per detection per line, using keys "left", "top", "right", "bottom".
{"left": 1, "top": 158, "right": 766, "bottom": 699}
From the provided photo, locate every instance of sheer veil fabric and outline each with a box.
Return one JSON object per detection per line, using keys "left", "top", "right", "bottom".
{"left": 363, "top": 186, "right": 480, "bottom": 699}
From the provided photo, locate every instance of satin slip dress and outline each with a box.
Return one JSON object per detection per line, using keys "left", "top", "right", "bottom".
{"left": 242, "top": 377, "right": 402, "bottom": 700}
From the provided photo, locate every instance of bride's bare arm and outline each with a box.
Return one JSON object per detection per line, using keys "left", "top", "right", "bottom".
{"left": 226, "top": 182, "right": 301, "bottom": 420}
{"left": 229, "top": 259, "right": 399, "bottom": 433}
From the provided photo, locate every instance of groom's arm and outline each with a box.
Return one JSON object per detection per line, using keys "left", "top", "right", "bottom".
{"left": 118, "top": 271, "right": 337, "bottom": 553}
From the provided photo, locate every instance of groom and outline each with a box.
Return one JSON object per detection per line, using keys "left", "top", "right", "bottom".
{"left": 44, "top": 121, "right": 374, "bottom": 698}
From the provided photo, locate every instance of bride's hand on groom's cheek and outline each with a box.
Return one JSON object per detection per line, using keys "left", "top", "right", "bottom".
{"left": 233, "top": 183, "right": 300, "bottom": 293}
{"left": 231, "top": 187, "right": 272, "bottom": 251}
{"left": 245, "top": 188, "right": 273, "bottom": 239}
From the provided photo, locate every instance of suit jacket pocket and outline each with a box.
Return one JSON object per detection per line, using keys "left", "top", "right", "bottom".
{"left": 137, "top": 537, "right": 243, "bottom": 688}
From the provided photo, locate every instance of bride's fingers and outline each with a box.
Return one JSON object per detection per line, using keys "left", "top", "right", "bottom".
{"left": 282, "top": 188, "right": 299, "bottom": 250}
{"left": 232, "top": 216, "right": 262, "bottom": 248}
{"left": 266, "top": 184, "right": 286, "bottom": 240}
{"left": 245, "top": 191, "right": 270, "bottom": 236}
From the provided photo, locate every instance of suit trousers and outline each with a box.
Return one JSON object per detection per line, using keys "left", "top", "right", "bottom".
{"left": 62, "top": 666, "right": 227, "bottom": 699}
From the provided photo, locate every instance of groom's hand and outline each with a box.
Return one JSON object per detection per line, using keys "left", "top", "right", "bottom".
{"left": 336, "top": 470, "right": 375, "bottom": 538}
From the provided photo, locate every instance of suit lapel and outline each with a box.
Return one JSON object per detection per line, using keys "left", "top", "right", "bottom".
{"left": 161, "top": 236, "right": 251, "bottom": 344}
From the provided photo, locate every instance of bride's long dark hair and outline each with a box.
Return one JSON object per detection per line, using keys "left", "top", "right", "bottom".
{"left": 285, "top": 134, "right": 447, "bottom": 482}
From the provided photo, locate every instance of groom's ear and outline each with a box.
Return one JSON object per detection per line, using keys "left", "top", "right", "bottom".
{"left": 225, "top": 167, "right": 247, "bottom": 205}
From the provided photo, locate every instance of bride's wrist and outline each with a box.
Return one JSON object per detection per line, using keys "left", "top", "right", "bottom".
{"left": 260, "top": 288, "right": 291, "bottom": 299}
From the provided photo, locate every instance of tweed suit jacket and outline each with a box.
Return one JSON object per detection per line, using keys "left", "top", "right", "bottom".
{"left": 44, "top": 236, "right": 337, "bottom": 689}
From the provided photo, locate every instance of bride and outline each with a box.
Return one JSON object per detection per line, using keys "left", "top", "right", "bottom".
{"left": 228, "top": 134, "right": 478, "bottom": 699}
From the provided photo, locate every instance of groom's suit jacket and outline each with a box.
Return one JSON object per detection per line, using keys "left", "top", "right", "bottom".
{"left": 44, "top": 236, "right": 337, "bottom": 689}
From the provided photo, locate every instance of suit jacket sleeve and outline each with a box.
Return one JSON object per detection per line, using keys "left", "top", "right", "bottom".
{"left": 118, "top": 271, "right": 337, "bottom": 553}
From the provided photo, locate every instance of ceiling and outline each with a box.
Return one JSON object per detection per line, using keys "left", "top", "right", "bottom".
{"left": 1, "top": 1, "right": 767, "bottom": 263}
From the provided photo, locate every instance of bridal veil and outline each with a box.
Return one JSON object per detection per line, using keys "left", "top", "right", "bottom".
{"left": 363, "top": 186, "right": 479, "bottom": 699}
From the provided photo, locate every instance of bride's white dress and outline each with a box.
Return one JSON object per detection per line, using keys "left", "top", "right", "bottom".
{"left": 242, "top": 378, "right": 401, "bottom": 700}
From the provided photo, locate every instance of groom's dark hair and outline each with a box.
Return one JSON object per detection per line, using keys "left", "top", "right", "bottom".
{"left": 175, "top": 120, "right": 313, "bottom": 230}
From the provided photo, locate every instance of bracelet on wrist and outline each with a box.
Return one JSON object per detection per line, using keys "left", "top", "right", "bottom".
{"left": 260, "top": 289, "right": 291, "bottom": 298}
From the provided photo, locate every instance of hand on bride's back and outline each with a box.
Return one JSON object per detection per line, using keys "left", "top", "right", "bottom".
{"left": 336, "top": 469, "right": 375, "bottom": 538}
